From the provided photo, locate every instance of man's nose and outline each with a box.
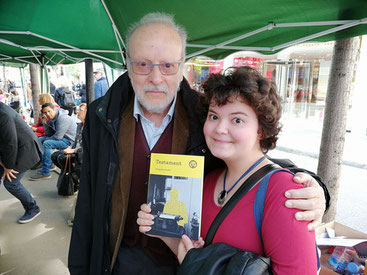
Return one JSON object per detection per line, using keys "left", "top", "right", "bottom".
{"left": 148, "top": 65, "right": 164, "bottom": 85}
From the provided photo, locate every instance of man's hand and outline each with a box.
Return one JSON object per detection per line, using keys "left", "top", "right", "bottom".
{"left": 31, "top": 126, "right": 37, "bottom": 132}
{"left": 2, "top": 167, "right": 19, "bottom": 182}
{"left": 285, "top": 172, "right": 326, "bottom": 231}
{"left": 64, "top": 147, "right": 75, "bottom": 155}
{"left": 41, "top": 114, "right": 47, "bottom": 124}
{"left": 177, "top": 235, "right": 204, "bottom": 264}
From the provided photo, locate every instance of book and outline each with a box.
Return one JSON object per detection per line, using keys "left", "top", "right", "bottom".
{"left": 147, "top": 153, "right": 204, "bottom": 240}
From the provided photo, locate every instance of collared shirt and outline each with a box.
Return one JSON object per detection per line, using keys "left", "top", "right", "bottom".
{"left": 133, "top": 95, "right": 176, "bottom": 150}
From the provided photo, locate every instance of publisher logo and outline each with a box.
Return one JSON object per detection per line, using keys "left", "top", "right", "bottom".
{"left": 189, "top": 160, "right": 197, "bottom": 169}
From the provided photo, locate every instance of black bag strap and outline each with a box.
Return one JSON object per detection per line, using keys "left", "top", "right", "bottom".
{"left": 205, "top": 163, "right": 280, "bottom": 246}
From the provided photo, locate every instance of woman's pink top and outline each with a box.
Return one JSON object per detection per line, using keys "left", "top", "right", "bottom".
{"left": 201, "top": 168, "right": 317, "bottom": 274}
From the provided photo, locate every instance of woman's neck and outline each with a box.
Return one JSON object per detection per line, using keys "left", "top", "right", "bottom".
{"left": 224, "top": 152, "right": 266, "bottom": 181}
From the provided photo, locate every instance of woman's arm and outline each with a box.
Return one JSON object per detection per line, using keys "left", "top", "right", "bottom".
{"left": 262, "top": 172, "right": 318, "bottom": 274}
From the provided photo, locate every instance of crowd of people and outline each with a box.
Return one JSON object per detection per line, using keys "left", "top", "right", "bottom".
{"left": 0, "top": 73, "right": 96, "bottom": 227}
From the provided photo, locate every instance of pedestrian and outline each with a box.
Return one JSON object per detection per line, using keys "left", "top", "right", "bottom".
{"left": 138, "top": 67, "right": 318, "bottom": 274}
{"left": 68, "top": 13, "right": 329, "bottom": 275}
{"left": 54, "top": 77, "right": 76, "bottom": 116}
{"left": 93, "top": 68, "right": 109, "bottom": 100}
{"left": 0, "top": 102, "right": 43, "bottom": 223}
{"left": 30, "top": 103, "right": 77, "bottom": 181}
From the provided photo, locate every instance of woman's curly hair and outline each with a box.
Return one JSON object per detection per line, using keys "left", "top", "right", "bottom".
{"left": 200, "top": 66, "right": 282, "bottom": 153}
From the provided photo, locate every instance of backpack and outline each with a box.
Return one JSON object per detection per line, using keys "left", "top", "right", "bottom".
{"left": 62, "top": 89, "right": 76, "bottom": 108}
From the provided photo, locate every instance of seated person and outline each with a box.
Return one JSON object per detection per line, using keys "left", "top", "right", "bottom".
{"left": 51, "top": 103, "right": 87, "bottom": 186}
{"left": 30, "top": 103, "right": 77, "bottom": 180}
{"left": 31, "top": 94, "right": 60, "bottom": 137}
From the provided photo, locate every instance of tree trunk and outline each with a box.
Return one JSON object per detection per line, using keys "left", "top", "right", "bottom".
{"left": 30, "top": 63, "right": 41, "bottom": 122}
{"left": 317, "top": 37, "right": 360, "bottom": 222}
{"left": 85, "top": 59, "right": 94, "bottom": 104}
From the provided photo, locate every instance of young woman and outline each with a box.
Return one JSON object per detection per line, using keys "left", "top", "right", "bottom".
{"left": 138, "top": 67, "right": 318, "bottom": 274}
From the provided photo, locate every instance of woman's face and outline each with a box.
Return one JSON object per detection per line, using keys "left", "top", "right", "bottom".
{"left": 203, "top": 95, "right": 262, "bottom": 163}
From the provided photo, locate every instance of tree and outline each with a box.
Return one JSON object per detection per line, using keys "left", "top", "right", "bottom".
{"left": 317, "top": 37, "right": 360, "bottom": 222}
{"left": 30, "top": 63, "right": 41, "bottom": 121}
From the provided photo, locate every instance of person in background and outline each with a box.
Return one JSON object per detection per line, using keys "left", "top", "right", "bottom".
{"left": 9, "top": 90, "right": 20, "bottom": 113}
{"left": 30, "top": 103, "right": 77, "bottom": 181}
{"left": 51, "top": 103, "right": 87, "bottom": 187}
{"left": 79, "top": 84, "right": 87, "bottom": 103}
{"left": 51, "top": 103, "right": 87, "bottom": 227}
{"left": 49, "top": 82, "right": 56, "bottom": 97}
{"left": 2, "top": 93, "right": 10, "bottom": 105}
{"left": 31, "top": 93, "right": 60, "bottom": 137}
{"left": 68, "top": 13, "right": 328, "bottom": 275}
{"left": 93, "top": 68, "right": 109, "bottom": 100}
{"left": 54, "top": 77, "right": 76, "bottom": 116}
{"left": 0, "top": 102, "right": 43, "bottom": 223}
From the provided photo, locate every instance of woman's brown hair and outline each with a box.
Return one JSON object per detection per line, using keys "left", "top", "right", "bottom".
{"left": 201, "top": 66, "right": 282, "bottom": 153}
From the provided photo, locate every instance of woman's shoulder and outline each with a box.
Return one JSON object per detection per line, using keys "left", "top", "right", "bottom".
{"left": 265, "top": 169, "right": 303, "bottom": 198}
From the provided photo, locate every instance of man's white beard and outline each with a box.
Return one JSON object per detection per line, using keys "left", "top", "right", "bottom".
{"left": 132, "top": 83, "right": 180, "bottom": 114}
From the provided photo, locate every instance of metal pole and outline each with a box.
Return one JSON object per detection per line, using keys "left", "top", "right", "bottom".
{"left": 85, "top": 59, "right": 94, "bottom": 104}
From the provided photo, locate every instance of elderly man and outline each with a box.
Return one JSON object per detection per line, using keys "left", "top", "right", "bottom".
{"left": 30, "top": 103, "right": 77, "bottom": 180}
{"left": 69, "top": 13, "right": 329, "bottom": 275}
{"left": 94, "top": 68, "right": 109, "bottom": 100}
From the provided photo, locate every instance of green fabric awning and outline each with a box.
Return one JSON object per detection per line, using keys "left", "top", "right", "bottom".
{"left": 0, "top": 0, "right": 124, "bottom": 68}
{"left": 1, "top": 0, "right": 367, "bottom": 68}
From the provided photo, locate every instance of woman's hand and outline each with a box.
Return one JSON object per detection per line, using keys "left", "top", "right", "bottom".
{"left": 177, "top": 235, "right": 204, "bottom": 264}
{"left": 137, "top": 203, "right": 155, "bottom": 234}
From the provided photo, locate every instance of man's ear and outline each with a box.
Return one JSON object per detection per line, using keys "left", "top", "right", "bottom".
{"left": 125, "top": 54, "right": 131, "bottom": 79}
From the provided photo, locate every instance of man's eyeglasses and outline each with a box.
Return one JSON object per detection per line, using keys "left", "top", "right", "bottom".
{"left": 128, "top": 60, "right": 182, "bottom": 75}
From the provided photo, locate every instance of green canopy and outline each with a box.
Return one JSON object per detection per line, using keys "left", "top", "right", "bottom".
{"left": 0, "top": 0, "right": 124, "bottom": 68}
{"left": 1, "top": 0, "right": 367, "bottom": 68}
{"left": 104, "top": 0, "right": 367, "bottom": 59}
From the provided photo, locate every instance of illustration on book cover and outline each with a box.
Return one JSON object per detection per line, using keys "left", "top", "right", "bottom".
{"left": 147, "top": 153, "right": 204, "bottom": 240}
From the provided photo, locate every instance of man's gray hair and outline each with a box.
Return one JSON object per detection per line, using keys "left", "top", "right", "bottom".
{"left": 125, "top": 12, "right": 187, "bottom": 59}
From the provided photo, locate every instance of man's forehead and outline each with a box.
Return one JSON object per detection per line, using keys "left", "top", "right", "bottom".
{"left": 129, "top": 23, "right": 182, "bottom": 59}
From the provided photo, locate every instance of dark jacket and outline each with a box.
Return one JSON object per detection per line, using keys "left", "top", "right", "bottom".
{"left": 68, "top": 72, "right": 219, "bottom": 275}
{"left": 0, "top": 102, "right": 44, "bottom": 172}
{"left": 68, "top": 73, "right": 329, "bottom": 275}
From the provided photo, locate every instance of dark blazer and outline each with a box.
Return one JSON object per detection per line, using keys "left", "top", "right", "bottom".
{"left": 0, "top": 102, "right": 44, "bottom": 173}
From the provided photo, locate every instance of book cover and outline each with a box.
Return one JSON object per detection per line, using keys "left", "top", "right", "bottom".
{"left": 147, "top": 153, "right": 204, "bottom": 240}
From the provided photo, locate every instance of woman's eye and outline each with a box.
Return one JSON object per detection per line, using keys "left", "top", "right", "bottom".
{"left": 232, "top": 118, "right": 243, "bottom": 124}
{"left": 208, "top": 114, "right": 218, "bottom": 120}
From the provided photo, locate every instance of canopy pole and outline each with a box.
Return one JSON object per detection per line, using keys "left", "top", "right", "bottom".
{"left": 85, "top": 59, "right": 94, "bottom": 105}
{"left": 100, "top": 0, "right": 127, "bottom": 65}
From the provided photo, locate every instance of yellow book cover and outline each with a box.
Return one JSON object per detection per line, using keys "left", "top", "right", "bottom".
{"left": 147, "top": 153, "right": 204, "bottom": 240}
